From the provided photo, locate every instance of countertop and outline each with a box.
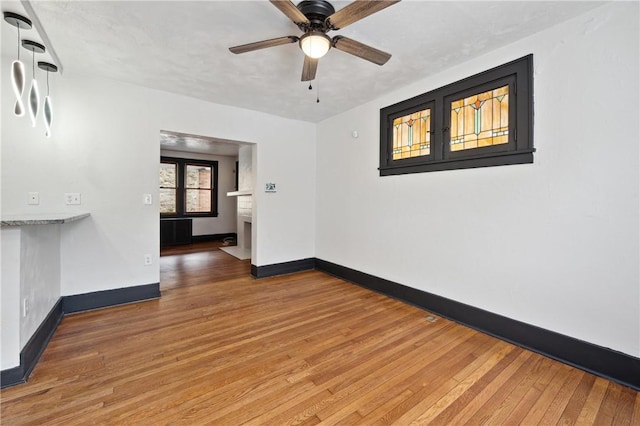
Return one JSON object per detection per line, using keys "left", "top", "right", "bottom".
{"left": 1, "top": 212, "right": 91, "bottom": 226}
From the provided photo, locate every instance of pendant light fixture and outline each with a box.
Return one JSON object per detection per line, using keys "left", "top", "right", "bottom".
{"left": 21, "top": 40, "right": 45, "bottom": 128}
{"left": 38, "top": 62, "right": 57, "bottom": 138}
{"left": 3, "top": 12, "right": 32, "bottom": 117}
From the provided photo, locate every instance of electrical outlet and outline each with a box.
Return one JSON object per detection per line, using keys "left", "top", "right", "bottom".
{"left": 65, "top": 193, "right": 81, "bottom": 205}
{"left": 27, "top": 192, "right": 39, "bottom": 205}
{"left": 23, "top": 298, "right": 29, "bottom": 317}
{"left": 144, "top": 254, "right": 152, "bottom": 265}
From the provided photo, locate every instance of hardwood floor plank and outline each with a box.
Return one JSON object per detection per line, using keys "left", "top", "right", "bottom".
{"left": 556, "top": 372, "right": 596, "bottom": 424}
{"left": 574, "top": 376, "right": 610, "bottom": 424}
{"left": 471, "top": 355, "right": 548, "bottom": 425}
{"left": 537, "top": 368, "right": 585, "bottom": 424}
{"left": 353, "top": 327, "right": 478, "bottom": 421}
{"left": 593, "top": 381, "right": 624, "bottom": 424}
{"left": 399, "top": 341, "right": 514, "bottom": 425}
{"left": 631, "top": 392, "right": 640, "bottom": 425}
{"left": 314, "top": 330, "right": 491, "bottom": 423}
{"left": 442, "top": 350, "right": 536, "bottom": 424}
{"left": 428, "top": 346, "right": 525, "bottom": 425}
{"left": 241, "top": 323, "right": 460, "bottom": 425}
{"left": 611, "top": 385, "right": 637, "bottom": 425}
{"left": 500, "top": 357, "right": 562, "bottom": 425}
{"left": 1, "top": 242, "right": 637, "bottom": 425}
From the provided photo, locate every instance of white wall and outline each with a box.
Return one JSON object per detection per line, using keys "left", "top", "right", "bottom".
{"left": 238, "top": 145, "right": 253, "bottom": 193}
{"left": 1, "top": 73, "right": 317, "bottom": 296}
{"left": 0, "top": 223, "right": 62, "bottom": 370}
{"left": 160, "top": 149, "right": 238, "bottom": 236}
{"left": 2, "top": 17, "right": 316, "bottom": 368}
{"left": 19, "top": 225, "right": 61, "bottom": 349}
{"left": 1, "top": 228, "right": 21, "bottom": 369}
{"left": 316, "top": 2, "right": 639, "bottom": 357}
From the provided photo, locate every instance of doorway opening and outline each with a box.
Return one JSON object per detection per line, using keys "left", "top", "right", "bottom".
{"left": 159, "top": 130, "right": 255, "bottom": 289}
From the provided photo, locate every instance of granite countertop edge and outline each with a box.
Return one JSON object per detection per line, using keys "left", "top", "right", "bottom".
{"left": 1, "top": 212, "right": 91, "bottom": 226}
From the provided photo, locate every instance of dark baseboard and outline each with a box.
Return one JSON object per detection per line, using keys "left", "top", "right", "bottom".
{"left": 314, "top": 258, "right": 640, "bottom": 391}
{"left": 63, "top": 283, "right": 160, "bottom": 314}
{"left": 5, "top": 260, "right": 638, "bottom": 392}
{"left": 1, "top": 365, "right": 24, "bottom": 388}
{"left": 191, "top": 233, "right": 237, "bottom": 243}
{"left": 251, "top": 258, "right": 315, "bottom": 278}
{"left": 2, "top": 283, "right": 160, "bottom": 388}
{"left": 1, "top": 298, "right": 64, "bottom": 389}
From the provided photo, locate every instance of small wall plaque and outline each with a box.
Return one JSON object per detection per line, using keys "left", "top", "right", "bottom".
{"left": 265, "top": 183, "right": 277, "bottom": 192}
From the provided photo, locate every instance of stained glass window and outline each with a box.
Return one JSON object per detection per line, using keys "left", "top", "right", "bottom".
{"left": 450, "top": 85, "right": 509, "bottom": 152}
{"left": 380, "top": 55, "right": 532, "bottom": 175}
{"left": 392, "top": 108, "right": 431, "bottom": 160}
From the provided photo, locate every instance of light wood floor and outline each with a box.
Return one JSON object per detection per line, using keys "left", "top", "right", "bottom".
{"left": 1, "top": 241, "right": 638, "bottom": 425}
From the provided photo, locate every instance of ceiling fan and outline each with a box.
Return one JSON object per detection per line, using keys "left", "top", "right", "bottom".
{"left": 229, "top": 0, "right": 400, "bottom": 82}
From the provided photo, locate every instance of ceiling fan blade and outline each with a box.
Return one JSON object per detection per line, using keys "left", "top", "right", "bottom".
{"left": 270, "top": 0, "right": 310, "bottom": 25}
{"left": 332, "top": 36, "right": 391, "bottom": 65}
{"left": 301, "top": 55, "right": 318, "bottom": 81}
{"left": 326, "top": 0, "right": 400, "bottom": 30}
{"left": 229, "top": 36, "right": 299, "bottom": 54}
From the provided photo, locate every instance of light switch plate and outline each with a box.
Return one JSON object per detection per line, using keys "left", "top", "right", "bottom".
{"left": 143, "top": 194, "right": 152, "bottom": 205}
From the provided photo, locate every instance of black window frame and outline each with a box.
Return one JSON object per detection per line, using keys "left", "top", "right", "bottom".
{"left": 160, "top": 156, "right": 219, "bottom": 218}
{"left": 380, "top": 54, "right": 534, "bottom": 176}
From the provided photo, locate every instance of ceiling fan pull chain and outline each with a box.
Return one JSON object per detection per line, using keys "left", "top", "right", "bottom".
{"left": 308, "top": 83, "right": 312, "bottom": 90}
{"left": 316, "top": 83, "right": 320, "bottom": 103}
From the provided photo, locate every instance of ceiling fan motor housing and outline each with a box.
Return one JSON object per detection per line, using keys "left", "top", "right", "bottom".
{"left": 297, "top": 0, "right": 335, "bottom": 31}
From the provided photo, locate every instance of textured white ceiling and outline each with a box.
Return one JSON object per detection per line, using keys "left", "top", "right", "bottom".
{"left": 18, "top": 1, "right": 604, "bottom": 123}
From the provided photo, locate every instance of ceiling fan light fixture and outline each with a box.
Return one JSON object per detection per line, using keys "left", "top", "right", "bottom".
{"left": 299, "top": 31, "right": 331, "bottom": 59}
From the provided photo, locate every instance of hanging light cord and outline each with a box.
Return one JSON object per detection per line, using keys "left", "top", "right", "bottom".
{"left": 46, "top": 70, "right": 50, "bottom": 95}
{"left": 17, "top": 25, "right": 21, "bottom": 60}
{"left": 32, "top": 49, "right": 35, "bottom": 77}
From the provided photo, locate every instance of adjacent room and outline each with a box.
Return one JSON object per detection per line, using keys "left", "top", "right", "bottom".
{"left": 1, "top": 0, "right": 638, "bottom": 423}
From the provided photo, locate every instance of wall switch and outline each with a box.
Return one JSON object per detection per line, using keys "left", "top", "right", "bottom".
{"left": 23, "top": 298, "right": 29, "bottom": 317}
{"left": 65, "top": 193, "right": 81, "bottom": 205}
{"left": 143, "top": 194, "right": 153, "bottom": 205}
{"left": 27, "top": 192, "right": 40, "bottom": 205}
{"left": 144, "top": 254, "right": 152, "bottom": 265}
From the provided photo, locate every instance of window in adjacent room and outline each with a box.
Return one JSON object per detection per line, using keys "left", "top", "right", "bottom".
{"left": 380, "top": 54, "right": 534, "bottom": 175}
{"left": 160, "top": 157, "right": 218, "bottom": 217}
{"left": 160, "top": 161, "right": 178, "bottom": 214}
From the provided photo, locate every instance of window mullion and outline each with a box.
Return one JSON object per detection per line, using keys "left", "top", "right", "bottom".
{"left": 178, "top": 160, "right": 186, "bottom": 216}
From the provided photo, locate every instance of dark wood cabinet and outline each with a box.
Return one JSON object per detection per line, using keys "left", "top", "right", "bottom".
{"left": 160, "top": 218, "right": 192, "bottom": 246}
